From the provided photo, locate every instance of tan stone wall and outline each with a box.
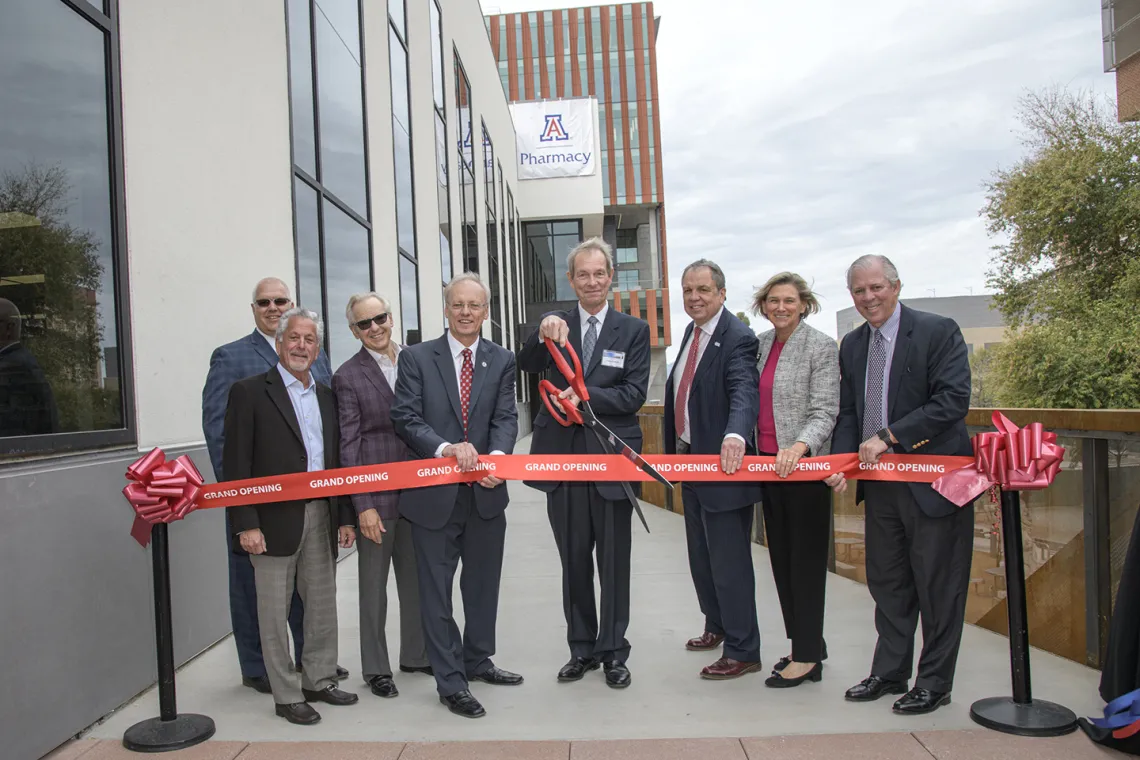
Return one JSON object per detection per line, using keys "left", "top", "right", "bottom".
{"left": 1118, "top": 55, "right": 1140, "bottom": 122}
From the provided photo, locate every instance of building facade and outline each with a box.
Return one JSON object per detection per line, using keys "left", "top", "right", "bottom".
{"left": 0, "top": 0, "right": 550, "bottom": 756}
{"left": 836, "top": 295, "right": 1008, "bottom": 355}
{"left": 1103, "top": 0, "right": 1140, "bottom": 121}
{"left": 485, "top": 3, "right": 673, "bottom": 402}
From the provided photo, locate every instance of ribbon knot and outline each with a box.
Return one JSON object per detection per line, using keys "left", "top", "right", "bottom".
{"left": 122, "top": 448, "right": 204, "bottom": 546}
{"left": 1089, "top": 688, "right": 1140, "bottom": 739}
{"left": 931, "top": 411, "right": 1065, "bottom": 507}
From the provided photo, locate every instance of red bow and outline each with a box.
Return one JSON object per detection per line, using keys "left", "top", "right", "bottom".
{"left": 122, "top": 448, "right": 204, "bottom": 547}
{"left": 931, "top": 411, "right": 1065, "bottom": 507}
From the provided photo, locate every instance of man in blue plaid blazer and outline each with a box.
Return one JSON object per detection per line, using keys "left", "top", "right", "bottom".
{"left": 202, "top": 277, "right": 336, "bottom": 694}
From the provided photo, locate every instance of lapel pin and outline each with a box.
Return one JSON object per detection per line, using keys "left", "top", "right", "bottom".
{"left": 481, "top": 361, "right": 487, "bottom": 367}
{"left": 714, "top": 341, "right": 721, "bottom": 347}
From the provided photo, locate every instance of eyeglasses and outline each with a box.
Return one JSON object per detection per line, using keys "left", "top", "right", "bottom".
{"left": 255, "top": 297, "right": 291, "bottom": 308}
{"left": 353, "top": 313, "right": 390, "bottom": 330}
{"left": 448, "top": 302, "right": 485, "bottom": 313}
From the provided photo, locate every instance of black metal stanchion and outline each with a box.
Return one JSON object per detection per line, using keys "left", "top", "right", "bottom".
{"left": 969, "top": 488, "right": 1078, "bottom": 737}
{"left": 123, "top": 523, "right": 215, "bottom": 752}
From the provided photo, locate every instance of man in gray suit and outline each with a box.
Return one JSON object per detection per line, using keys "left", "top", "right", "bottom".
{"left": 333, "top": 292, "right": 430, "bottom": 700}
{"left": 391, "top": 273, "right": 521, "bottom": 720}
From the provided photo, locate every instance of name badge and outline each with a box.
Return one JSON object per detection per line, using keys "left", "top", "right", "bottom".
{"left": 601, "top": 350, "right": 625, "bottom": 368}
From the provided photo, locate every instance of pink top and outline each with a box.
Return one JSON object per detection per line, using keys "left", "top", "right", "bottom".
{"left": 757, "top": 340, "right": 784, "bottom": 454}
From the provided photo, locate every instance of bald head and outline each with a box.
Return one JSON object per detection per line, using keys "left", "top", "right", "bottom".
{"left": 250, "top": 277, "right": 294, "bottom": 336}
{"left": 0, "top": 298, "right": 20, "bottom": 346}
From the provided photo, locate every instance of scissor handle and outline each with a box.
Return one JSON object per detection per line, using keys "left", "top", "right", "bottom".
{"left": 538, "top": 379, "right": 583, "bottom": 426}
{"left": 543, "top": 337, "right": 590, "bottom": 402}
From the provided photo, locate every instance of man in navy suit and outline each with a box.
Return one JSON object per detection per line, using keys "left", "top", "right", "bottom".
{"left": 202, "top": 276, "right": 338, "bottom": 694}
{"left": 663, "top": 260, "right": 763, "bottom": 680}
{"left": 827, "top": 254, "right": 974, "bottom": 715}
{"left": 518, "top": 237, "right": 650, "bottom": 690}
{"left": 391, "top": 273, "right": 521, "bottom": 720}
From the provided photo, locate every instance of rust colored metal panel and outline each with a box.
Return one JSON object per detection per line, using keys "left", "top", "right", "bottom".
{"left": 646, "top": 288, "right": 659, "bottom": 347}
{"left": 633, "top": 5, "right": 651, "bottom": 200}
{"left": 506, "top": 15, "right": 519, "bottom": 101}
{"left": 553, "top": 10, "right": 565, "bottom": 98}
{"left": 569, "top": 10, "right": 582, "bottom": 97}
{"left": 585, "top": 8, "right": 596, "bottom": 97}
{"left": 490, "top": 17, "right": 500, "bottom": 62}
{"left": 648, "top": 3, "right": 663, "bottom": 203}
{"left": 613, "top": 290, "right": 623, "bottom": 311}
{"left": 662, "top": 287, "right": 672, "bottom": 347}
{"left": 522, "top": 13, "right": 535, "bottom": 100}
{"left": 600, "top": 6, "right": 617, "bottom": 202}
{"left": 629, "top": 289, "right": 641, "bottom": 319}
{"left": 538, "top": 17, "right": 550, "bottom": 99}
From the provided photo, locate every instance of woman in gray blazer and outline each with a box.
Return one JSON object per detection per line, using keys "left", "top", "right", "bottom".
{"left": 752, "top": 272, "right": 840, "bottom": 689}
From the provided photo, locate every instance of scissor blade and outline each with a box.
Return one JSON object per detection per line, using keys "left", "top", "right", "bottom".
{"left": 589, "top": 427, "right": 651, "bottom": 534}
{"left": 590, "top": 418, "right": 674, "bottom": 491}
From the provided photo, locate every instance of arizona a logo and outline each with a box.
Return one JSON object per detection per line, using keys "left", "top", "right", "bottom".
{"left": 540, "top": 114, "right": 570, "bottom": 142}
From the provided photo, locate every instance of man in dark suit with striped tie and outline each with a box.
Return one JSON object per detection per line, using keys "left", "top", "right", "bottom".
{"left": 202, "top": 276, "right": 339, "bottom": 694}
{"left": 827, "top": 254, "right": 975, "bottom": 716}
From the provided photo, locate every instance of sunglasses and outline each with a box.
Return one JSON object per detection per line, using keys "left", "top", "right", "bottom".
{"left": 255, "top": 298, "right": 291, "bottom": 308}
{"left": 354, "top": 313, "right": 390, "bottom": 331}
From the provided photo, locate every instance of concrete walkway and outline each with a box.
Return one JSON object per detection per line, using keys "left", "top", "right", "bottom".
{"left": 75, "top": 437, "right": 1109, "bottom": 754}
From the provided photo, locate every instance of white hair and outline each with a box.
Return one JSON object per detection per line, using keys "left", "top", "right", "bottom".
{"left": 344, "top": 292, "right": 391, "bottom": 325}
{"left": 846, "top": 255, "right": 900, "bottom": 289}
{"left": 251, "top": 277, "right": 291, "bottom": 303}
{"left": 566, "top": 237, "right": 614, "bottom": 274}
{"left": 274, "top": 307, "right": 324, "bottom": 342}
{"left": 443, "top": 272, "right": 491, "bottom": 306}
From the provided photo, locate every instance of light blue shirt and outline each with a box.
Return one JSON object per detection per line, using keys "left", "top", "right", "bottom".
{"left": 277, "top": 363, "right": 324, "bottom": 472}
{"left": 865, "top": 302, "right": 902, "bottom": 429}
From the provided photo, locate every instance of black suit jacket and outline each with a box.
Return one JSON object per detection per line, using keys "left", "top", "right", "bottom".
{"left": 664, "top": 308, "right": 763, "bottom": 511}
{"left": 391, "top": 333, "right": 519, "bottom": 531}
{"left": 518, "top": 307, "right": 650, "bottom": 502}
{"left": 223, "top": 367, "right": 353, "bottom": 556}
{"left": 833, "top": 304, "right": 974, "bottom": 517}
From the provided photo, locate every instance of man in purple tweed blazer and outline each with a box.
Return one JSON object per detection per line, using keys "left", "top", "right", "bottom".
{"left": 332, "top": 292, "right": 430, "bottom": 700}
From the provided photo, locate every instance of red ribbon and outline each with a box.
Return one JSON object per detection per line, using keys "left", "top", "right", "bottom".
{"left": 932, "top": 411, "right": 1065, "bottom": 507}
{"left": 122, "top": 448, "right": 205, "bottom": 547}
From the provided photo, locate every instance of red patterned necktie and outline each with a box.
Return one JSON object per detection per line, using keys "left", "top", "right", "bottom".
{"left": 674, "top": 328, "right": 702, "bottom": 439}
{"left": 460, "top": 348, "right": 473, "bottom": 439}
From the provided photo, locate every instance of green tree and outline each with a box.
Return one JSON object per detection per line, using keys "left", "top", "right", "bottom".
{"left": 735, "top": 310, "right": 751, "bottom": 328}
{"left": 969, "top": 347, "right": 999, "bottom": 407}
{"left": 982, "top": 89, "right": 1140, "bottom": 408}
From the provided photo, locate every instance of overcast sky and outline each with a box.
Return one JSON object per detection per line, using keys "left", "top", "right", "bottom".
{"left": 484, "top": 0, "right": 1113, "bottom": 361}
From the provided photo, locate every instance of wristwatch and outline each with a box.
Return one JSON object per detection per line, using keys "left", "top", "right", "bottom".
{"left": 876, "top": 428, "right": 893, "bottom": 445}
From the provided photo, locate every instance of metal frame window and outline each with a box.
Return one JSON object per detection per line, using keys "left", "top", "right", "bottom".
{"left": 483, "top": 124, "right": 502, "bottom": 345}
{"left": 389, "top": 0, "right": 420, "bottom": 344}
{"left": 286, "top": 0, "right": 375, "bottom": 366}
{"left": 524, "top": 219, "right": 582, "bottom": 304}
{"left": 0, "top": 0, "right": 136, "bottom": 457}
{"left": 455, "top": 52, "right": 477, "bottom": 274}
{"left": 430, "top": 0, "right": 451, "bottom": 289}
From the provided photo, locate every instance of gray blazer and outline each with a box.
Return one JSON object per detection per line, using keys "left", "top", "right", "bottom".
{"left": 755, "top": 321, "right": 840, "bottom": 456}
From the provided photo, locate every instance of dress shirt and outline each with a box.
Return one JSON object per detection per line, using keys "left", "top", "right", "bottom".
{"left": 672, "top": 307, "right": 744, "bottom": 445}
{"left": 433, "top": 332, "right": 505, "bottom": 458}
{"left": 864, "top": 301, "right": 902, "bottom": 431}
{"left": 365, "top": 343, "right": 402, "bottom": 389}
{"left": 276, "top": 363, "right": 324, "bottom": 472}
{"left": 259, "top": 329, "right": 277, "bottom": 352}
{"left": 578, "top": 302, "right": 608, "bottom": 342}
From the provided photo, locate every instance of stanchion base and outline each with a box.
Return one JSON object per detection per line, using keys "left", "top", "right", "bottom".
{"left": 122, "top": 714, "right": 215, "bottom": 753}
{"left": 969, "top": 697, "right": 1078, "bottom": 737}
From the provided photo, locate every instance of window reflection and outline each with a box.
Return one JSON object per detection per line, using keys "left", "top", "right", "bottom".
{"left": 399, "top": 255, "right": 420, "bottom": 345}
{"left": 315, "top": 2, "right": 367, "bottom": 214}
{"left": 287, "top": 0, "right": 316, "bottom": 176}
{"left": 0, "top": 0, "right": 124, "bottom": 443}
{"left": 294, "top": 178, "right": 323, "bottom": 326}
{"left": 322, "top": 200, "right": 370, "bottom": 369}
{"left": 435, "top": 114, "right": 452, "bottom": 283}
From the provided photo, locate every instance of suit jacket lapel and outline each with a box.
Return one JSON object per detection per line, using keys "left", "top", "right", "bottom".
{"left": 887, "top": 307, "right": 913, "bottom": 419}
{"left": 466, "top": 340, "right": 494, "bottom": 414}
{"left": 567, "top": 309, "right": 583, "bottom": 376}
{"left": 692, "top": 309, "right": 730, "bottom": 388}
{"left": 432, "top": 334, "right": 464, "bottom": 426}
{"left": 265, "top": 368, "right": 304, "bottom": 446}
{"left": 668, "top": 321, "right": 695, "bottom": 403}
{"left": 317, "top": 385, "right": 337, "bottom": 464}
{"left": 852, "top": 323, "right": 870, "bottom": 422}
{"left": 249, "top": 330, "right": 279, "bottom": 368}
{"left": 585, "top": 315, "right": 619, "bottom": 378}
{"left": 357, "top": 347, "right": 394, "bottom": 400}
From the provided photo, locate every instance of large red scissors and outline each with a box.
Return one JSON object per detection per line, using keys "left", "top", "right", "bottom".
{"left": 538, "top": 338, "right": 673, "bottom": 533}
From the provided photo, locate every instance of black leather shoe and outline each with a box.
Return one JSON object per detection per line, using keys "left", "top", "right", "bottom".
{"left": 275, "top": 702, "right": 321, "bottom": 725}
{"left": 369, "top": 675, "right": 398, "bottom": 698}
{"left": 893, "top": 687, "right": 951, "bottom": 714}
{"left": 558, "top": 657, "right": 601, "bottom": 682}
{"left": 440, "top": 689, "right": 486, "bottom": 718}
{"left": 774, "top": 641, "right": 828, "bottom": 672}
{"left": 242, "top": 676, "right": 272, "bottom": 694}
{"left": 603, "top": 661, "right": 632, "bottom": 689}
{"left": 471, "top": 666, "right": 524, "bottom": 685}
{"left": 302, "top": 684, "right": 359, "bottom": 706}
{"left": 400, "top": 664, "right": 433, "bottom": 675}
{"left": 845, "top": 675, "right": 908, "bottom": 702}
{"left": 295, "top": 664, "right": 350, "bottom": 681}
{"left": 765, "top": 662, "right": 822, "bottom": 688}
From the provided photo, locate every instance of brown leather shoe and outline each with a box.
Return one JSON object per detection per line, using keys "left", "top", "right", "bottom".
{"left": 700, "top": 657, "right": 762, "bottom": 680}
{"left": 685, "top": 632, "right": 725, "bottom": 651}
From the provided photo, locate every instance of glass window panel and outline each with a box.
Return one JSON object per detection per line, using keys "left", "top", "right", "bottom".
{"left": 435, "top": 114, "right": 452, "bottom": 283}
{"left": 389, "top": 28, "right": 410, "bottom": 135}
{"left": 316, "top": 0, "right": 361, "bottom": 54}
{"left": 545, "top": 20, "right": 554, "bottom": 56}
{"left": 552, "top": 221, "right": 578, "bottom": 235}
{"left": 642, "top": 12, "right": 650, "bottom": 50}
{"left": 462, "top": 164, "right": 478, "bottom": 273}
{"left": 1, "top": 0, "right": 125, "bottom": 439}
{"left": 515, "top": 16, "right": 524, "bottom": 59}
{"left": 322, "top": 199, "right": 370, "bottom": 369}
{"left": 398, "top": 255, "right": 421, "bottom": 345}
{"left": 455, "top": 57, "right": 473, "bottom": 171}
{"left": 554, "top": 234, "right": 579, "bottom": 300}
{"left": 609, "top": 13, "right": 618, "bottom": 50}
{"left": 483, "top": 125, "right": 495, "bottom": 219}
{"left": 624, "top": 15, "right": 634, "bottom": 50}
{"left": 315, "top": 3, "right": 367, "bottom": 214}
{"left": 430, "top": 0, "right": 445, "bottom": 111}
{"left": 388, "top": 0, "right": 405, "bottom": 39}
{"left": 393, "top": 123, "right": 416, "bottom": 258}
{"left": 611, "top": 52, "right": 621, "bottom": 96}
{"left": 287, "top": 0, "right": 316, "bottom": 175}
{"left": 294, "top": 179, "right": 323, "bottom": 322}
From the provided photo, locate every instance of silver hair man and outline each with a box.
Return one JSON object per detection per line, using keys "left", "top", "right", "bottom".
{"left": 845, "top": 254, "right": 900, "bottom": 289}
{"left": 252, "top": 277, "right": 291, "bottom": 303}
{"left": 344, "top": 291, "right": 392, "bottom": 325}
{"left": 443, "top": 272, "right": 491, "bottom": 306}
{"left": 566, "top": 237, "right": 614, "bottom": 274}
{"left": 275, "top": 307, "right": 325, "bottom": 342}
{"left": 681, "top": 258, "right": 726, "bottom": 290}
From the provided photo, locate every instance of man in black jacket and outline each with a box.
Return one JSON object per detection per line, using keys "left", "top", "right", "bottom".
{"left": 518, "top": 237, "right": 650, "bottom": 689}
{"left": 827, "top": 254, "right": 975, "bottom": 716}
{"left": 224, "top": 308, "right": 358, "bottom": 725}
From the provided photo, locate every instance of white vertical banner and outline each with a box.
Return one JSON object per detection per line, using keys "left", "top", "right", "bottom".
{"left": 511, "top": 98, "right": 597, "bottom": 179}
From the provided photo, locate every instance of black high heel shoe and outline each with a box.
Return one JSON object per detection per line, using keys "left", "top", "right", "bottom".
{"left": 764, "top": 662, "right": 822, "bottom": 688}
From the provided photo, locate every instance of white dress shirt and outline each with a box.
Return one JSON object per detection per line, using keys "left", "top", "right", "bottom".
{"left": 433, "top": 333, "right": 505, "bottom": 458}
{"left": 259, "top": 329, "right": 277, "bottom": 352}
{"left": 578, "top": 302, "right": 609, "bottom": 342}
{"left": 365, "top": 343, "right": 402, "bottom": 390}
{"left": 672, "top": 307, "right": 743, "bottom": 446}
{"left": 276, "top": 363, "right": 324, "bottom": 472}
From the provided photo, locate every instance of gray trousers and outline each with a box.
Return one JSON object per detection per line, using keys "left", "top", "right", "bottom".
{"left": 358, "top": 515, "right": 429, "bottom": 680}
{"left": 249, "top": 501, "right": 339, "bottom": 704}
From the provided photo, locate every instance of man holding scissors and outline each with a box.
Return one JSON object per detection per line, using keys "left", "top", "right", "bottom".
{"left": 518, "top": 237, "right": 651, "bottom": 689}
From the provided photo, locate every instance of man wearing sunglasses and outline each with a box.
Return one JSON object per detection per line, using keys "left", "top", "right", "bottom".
{"left": 202, "top": 276, "right": 340, "bottom": 695}
{"left": 332, "top": 292, "right": 430, "bottom": 701}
